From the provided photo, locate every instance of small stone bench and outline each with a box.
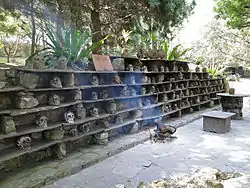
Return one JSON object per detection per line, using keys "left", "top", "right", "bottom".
{"left": 202, "top": 111, "right": 235, "bottom": 133}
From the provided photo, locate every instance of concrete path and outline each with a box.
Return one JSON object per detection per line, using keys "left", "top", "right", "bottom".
{"left": 46, "top": 79, "right": 250, "bottom": 188}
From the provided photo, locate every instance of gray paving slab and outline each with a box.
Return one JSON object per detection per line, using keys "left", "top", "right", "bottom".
{"left": 45, "top": 79, "right": 250, "bottom": 188}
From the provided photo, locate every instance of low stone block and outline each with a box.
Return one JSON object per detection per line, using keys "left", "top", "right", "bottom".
{"left": 203, "top": 111, "right": 235, "bottom": 133}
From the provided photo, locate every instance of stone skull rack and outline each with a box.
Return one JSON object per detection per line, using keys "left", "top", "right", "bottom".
{"left": 0, "top": 57, "right": 225, "bottom": 173}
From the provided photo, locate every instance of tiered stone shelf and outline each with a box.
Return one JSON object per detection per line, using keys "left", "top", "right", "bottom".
{"left": 0, "top": 58, "right": 225, "bottom": 173}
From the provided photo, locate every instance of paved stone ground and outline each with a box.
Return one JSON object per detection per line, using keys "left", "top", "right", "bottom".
{"left": 45, "top": 78, "right": 250, "bottom": 188}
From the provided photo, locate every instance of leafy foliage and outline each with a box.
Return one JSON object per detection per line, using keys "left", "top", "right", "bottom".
{"left": 161, "top": 43, "right": 191, "bottom": 60}
{"left": 214, "top": 0, "right": 250, "bottom": 29}
{"left": 39, "top": 24, "right": 109, "bottom": 63}
{"left": 189, "top": 20, "right": 250, "bottom": 69}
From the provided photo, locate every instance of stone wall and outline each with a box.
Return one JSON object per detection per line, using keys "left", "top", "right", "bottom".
{"left": 0, "top": 58, "right": 225, "bottom": 173}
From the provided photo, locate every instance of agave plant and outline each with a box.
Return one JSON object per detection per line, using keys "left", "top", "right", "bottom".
{"left": 28, "top": 24, "right": 109, "bottom": 68}
{"left": 160, "top": 42, "right": 192, "bottom": 60}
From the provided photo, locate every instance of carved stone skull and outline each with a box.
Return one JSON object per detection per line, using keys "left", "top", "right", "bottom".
{"left": 64, "top": 111, "right": 75, "bottom": 124}
{"left": 17, "top": 136, "right": 31, "bottom": 150}
{"left": 162, "top": 94, "right": 168, "bottom": 102}
{"left": 143, "top": 99, "right": 151, "bottom": 106}
{"left": 91, "top": 92, "right": 98, "bottom": 100}
{"left": 50, "top": 76, "right": 62, "bottom": 88}
{"left": 115, "top": 114, "right": 123, "bottom": 124}
{"left": 35, "top": 115, "right": 48, "bottom": 128}
{"left": 138, "top": 98, "right": 143, "bottom": 108}
{"left": 78, "top": 123, "right": 90, "bottom": 133}
{"left": 179, "top": 67, "right": 184, "bottom": 72}
{"left": 106, "top": 101, "right": 117, "bottom": 114}
{"left": 141, "top": 66, "right": 148, "bottom": 72}
{"left": 131, "top": 88, "right": 137, "bottom": 96}
{"left": 120, "top": 86, "right": 130, "bottom": 96}
{"left": 147, "top": 77, "right": 151, "bottom": 84}
{"left": 57, "top": 56, "right": 68, "bottom": 69}
{"left": 149, "top": 86, "right": 156, "bottom": 93}
{"left": 160, "top": 66, "right": 165, "bottom": 72}
{"left": 130, "top": 76, "right": 136, "bottom": 84}
{"left": 90, "top": 75, "right": 99, "bottom": 85}
{"left": 152, "top": 77, "right": 156, "bottom": 84}
{"left": 100, "top": 89, "right": 109, "bottom": 99}
{"left": 90, "top": 108, "right": 99, "bottom": 117}
{"left": 73, "top": 103, "right": 86, "bottom": 119}
{"left": 69, "top": 128, "right": 78, "bottom": 137}
{"left": 33, "top": 55, "right": 44, "bottom": 69}
{"left": 140, "top": 87, "right": 146, "bottom": 95}
{"left": 172, "top": 92, "right": 176, "bottom": 99}
{"left": 157, "top": 74, "right": 164, "bottom": 83}
{"left": 73, "top": 89, "right": 82, "bottom": 101}
{"left": 127, "top": 64, "right": 134, "bottom": 71}
{"left": 165, "top": 67, "right": 169, "bottom": 72}
{"left": 48, "top": 93, "right": 61, "bottom": 106}
{"left": 141, "top": 75, "right": 148, "bottom": 83}
{"left": 112, "top": 74, "right": 123, "bottom": 84}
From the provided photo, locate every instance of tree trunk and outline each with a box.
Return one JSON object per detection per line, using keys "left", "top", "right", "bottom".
{"left": 30, "top": 0, "right": 36, "bottom": 55}
{"left": 91, "top": 0, "right": 102, "bottom": 54}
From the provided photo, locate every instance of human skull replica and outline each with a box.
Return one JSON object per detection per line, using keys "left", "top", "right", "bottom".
{"left": 143, "top": 99, "right": 151, "bottom": 106}
{"left": 35, "top": 115, "right": 48, "bottom": 128}
{"left": 130, "top": 76, "right": 136, "bottom": 84}
{"left": 162, "top": 94, "right": 168, "bottom": 102}
{"left": 57, "top": 56, "right": 68, "bottom": 69}
{"left": 127, "top": 64, "right": 134, "bottom": 71}
{"left": 73, "top": 103, "right": 86, "bottom": 119}
{"left": 91, "top": 92, "right": 98, "bottom": 100}
{"left": 147, "top": 77, "right": 151, "bottom": 84}
{"left": 178, "top": 72, "right": 184, "bottom": 80}
{"left": 172, "top": 104, "right": 178, "bottom": 110}
{"left": 160, "top": 66, "right": 165, "bottom": 72}
{"left": 179, "top": 66, "right": 184, "bottom": 72}
{"left": 140, "top": 87, "right": 146, "bottom": 95}
{"left": 69, "top": 128, "right": 78, "bottom": 137}
{"left": 172, "top": 92, "right": 176, "bottom": 99}
{"left": 141, "top": 75, "right": 148, "bottom": 83}
{"left": 90, "top": 75, "right": 99, "bottom": 85}
{"left": 149, "top": 86, "right": 156, "bottom": 93}
{"left": 131, "top": 88, "right": 136, "bottom": 96}
{"left": 172, "top": 63, "right": 178, "bottom": 71}
{"left": 141, "top": 66, "right": 148, "bottom": 72}
{"left": 73, "top": 89, "right": 82, "bottom": 101}
{"left": 179, "top": 84, "right": 184, "bottom": 89}
{"left": 78, "top": 123, "right": 90, "bottom": 133}
{"left": 152, "top": 77, "right": 156, "bottom": 84}
{"left": 190, "top": 90, "right": 194, "bottom": 96}
{"left": 157, "top": 74, "right": 164, "bottom": 83}
{"left": 17, "top": 136, "right": 31, "bottom": 150}
{"left": 33, "top": 55, "right": 44, "bottom": 69}
{"left": 165, "top": 66, "right": 169, "bottom": 72}
{"left": 112, "top": 74, "right": 123, "bottom": 84}
{"left": 138, "top": 98, "right": 143, "bottom": 108}
{"left": 64, "top": 111, "right": 75, "bottom": 124}
{"left": 90, "top": 108, "right": 99, "bottom": 117}
{"left": 100, "top": 90, "right": 109, "bottom": 99}
{"left": 120, "top": 86, "right": 130, "bottom": 96}
{"left": 115, "top": 114, "right": 123, "bottom": 124}
{"left": 106, "top": 101, "right": 117, "bottom": 114}
{"left": 50, "top": 76, "right": 62, "bottom": 88}
{"left": 48, "top": 93, "right": 61, "bottom": 106}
